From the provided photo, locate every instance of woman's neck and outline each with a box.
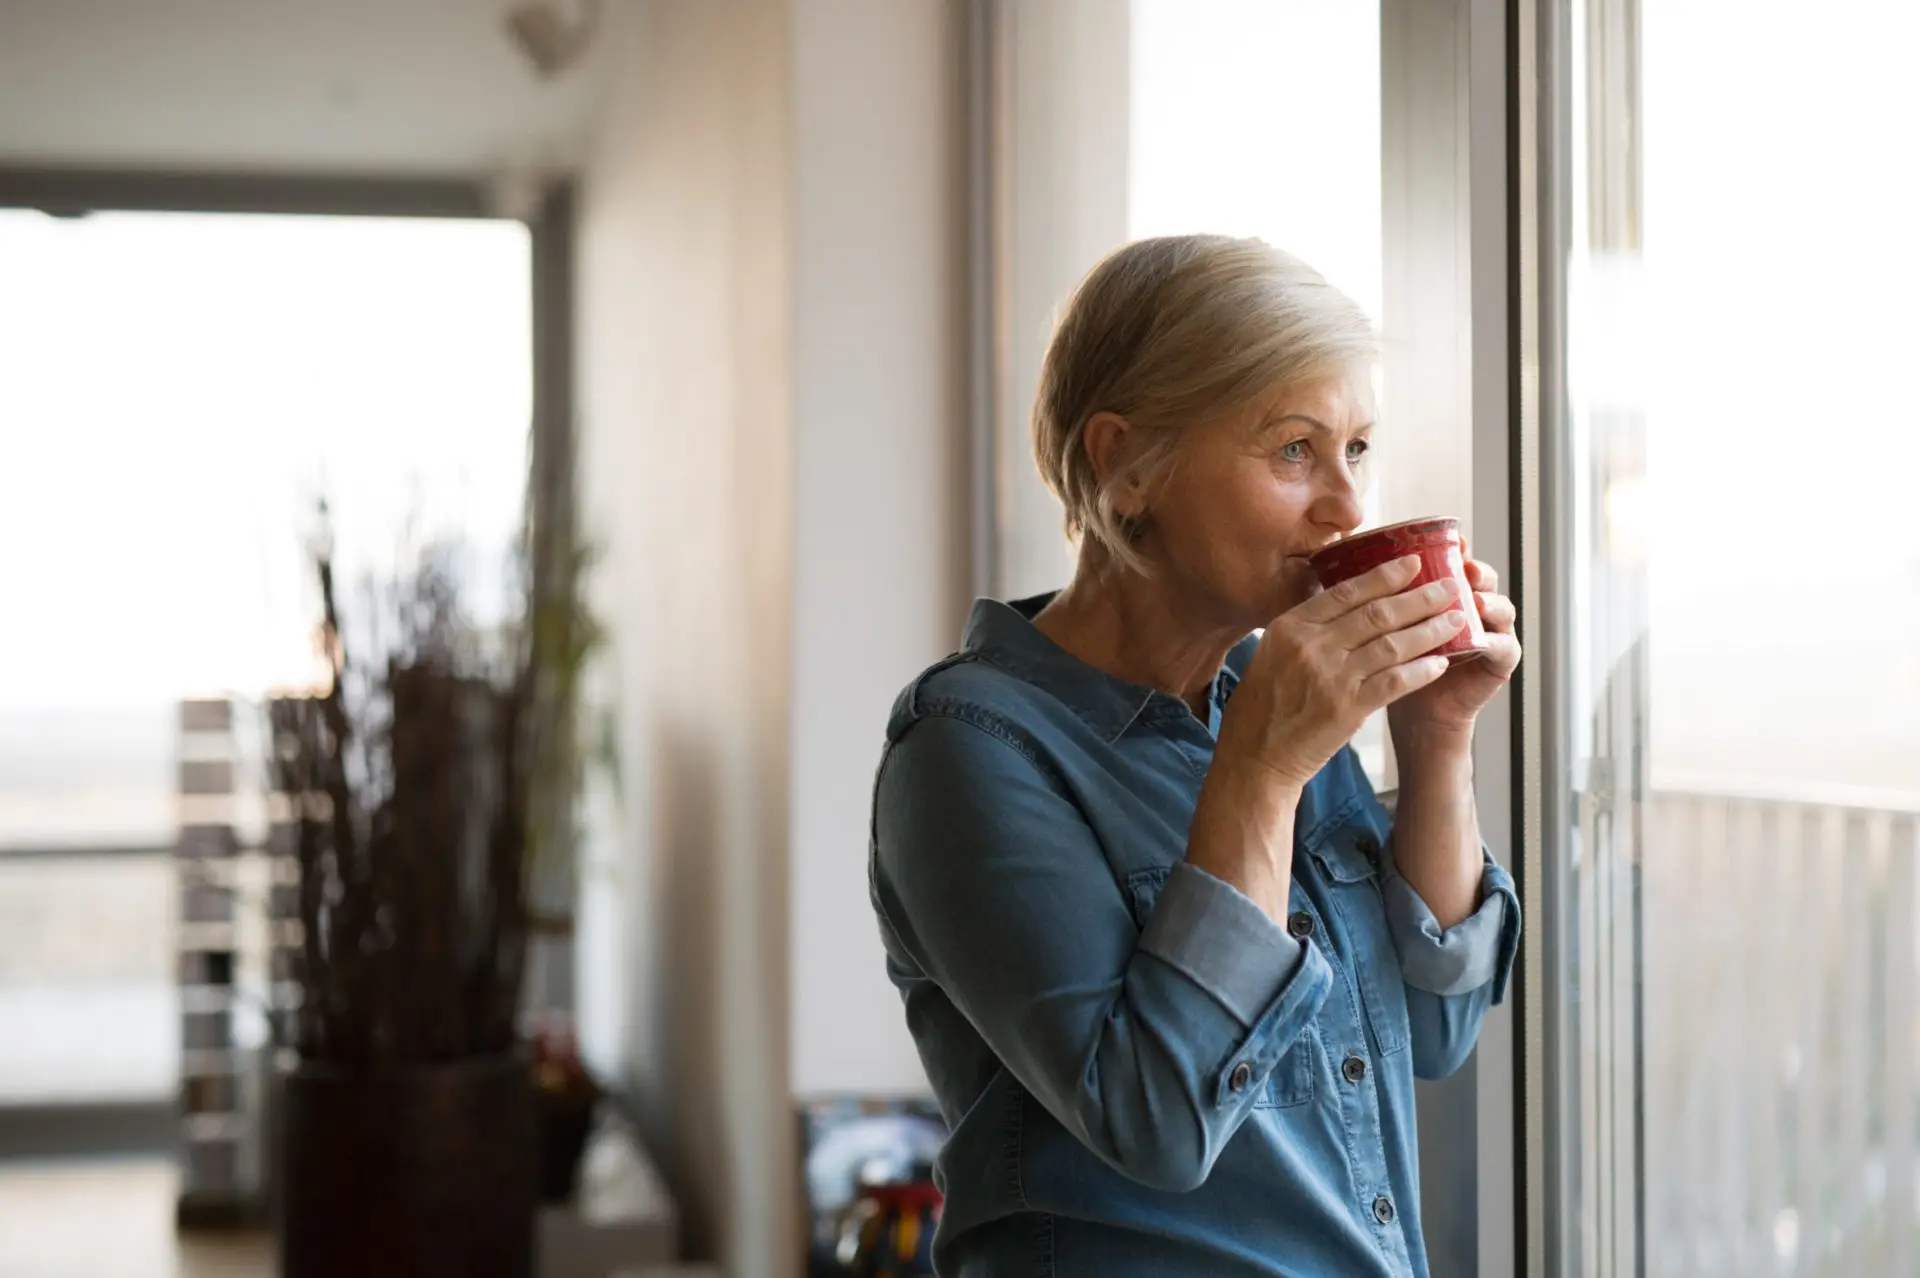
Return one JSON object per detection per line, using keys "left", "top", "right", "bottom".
{"left": 1032, "top": 547, "right": 1245, "bottom": 716}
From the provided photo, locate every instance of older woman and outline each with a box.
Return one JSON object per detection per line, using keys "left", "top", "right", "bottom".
{"left": 869, "top": 235, "right": 1522, "bottom": 1278}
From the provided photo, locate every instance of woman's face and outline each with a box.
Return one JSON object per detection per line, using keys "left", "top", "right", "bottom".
{"left": 1137, "top": 372, "right": 1373, "bottom": 630}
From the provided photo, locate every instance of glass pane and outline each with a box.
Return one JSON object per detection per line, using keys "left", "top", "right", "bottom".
{"left": 0, "top": 855, "right": 176, "bottom": 1101}
{"left": 1129, "top": 0, "right": 1382, "bottom": 321}
{"left": 1555, "top": 1, "right": 1920, "bottom": 1273}
{"left": 1554, "top": 0, "right": 1649, "bottom": 1271}
{"left": 1637, "top": 3, "right": 1920, "bottom": 1275}
{"left": 0, "top": 211, "right": 530, "bottom": 1104}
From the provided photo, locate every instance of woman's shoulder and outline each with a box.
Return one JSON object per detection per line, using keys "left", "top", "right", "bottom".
{"left": 885, "top": 650, "right": 1077, "bottom": 753}
{"left": 872, "top": 658, "right": 1083, "bottom": 854}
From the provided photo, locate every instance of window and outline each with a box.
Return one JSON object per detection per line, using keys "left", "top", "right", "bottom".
{"left": 995, "top": 8, "right": 1508, "bottom": 1270}
{"left": 999, "top": 0, "right": 1445, "bottom": 784}
{"left": 1128, "top": 0, "right": 1382, "bottom": 321}
{"left": 0, "top": 210, "right": 530, "bottom": 1105}
{"left": 1542, "top": 1, "right": 1920, "bottom": 1272}
{"left": 1129, "top": 0, "right": 1401, "bottom": 783}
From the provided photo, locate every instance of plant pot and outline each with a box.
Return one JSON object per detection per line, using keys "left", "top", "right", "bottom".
{"left": 278, "top": 1052, "right": 536, "bottom": 1278}
{"left": 536, "top": 1090, "right": 599, "bottom": 1203}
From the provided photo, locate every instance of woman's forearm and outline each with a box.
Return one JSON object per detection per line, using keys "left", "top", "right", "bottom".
{"left": 1386, "top": 726, "right": 1483, "bottom": 929}
{"left": 1186, "top": 761, "right": 1301, "bottom": 927}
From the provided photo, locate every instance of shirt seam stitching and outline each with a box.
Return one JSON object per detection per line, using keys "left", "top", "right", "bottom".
{"left": 929, "top": 645, "right": 1152, "bottom": 744}
{"left": 1006, "top": 1079, "right": 1028, "bottom": 1209}
{"left": 904, "top": 652, "right": 981, "bottom": 721}
{"left": 1329, "top": 887, "right": 1411, "bottom": 1057}
{"left": 910, "top": 699, "right": 1074, "bottom": 799}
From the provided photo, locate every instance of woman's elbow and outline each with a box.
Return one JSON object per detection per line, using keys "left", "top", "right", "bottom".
{"left": 1413, "top": 1034, "right": 1478, "bottom": 1081}
{"left": 1109, "top": 1140, "right": 1217, "bottom": 1194}
{"left": 1407, "top": 988, "right": 1492, "bottom": 1080}
{"left": 1087, "top": 1102, "right": 1222, "bottom": 1194}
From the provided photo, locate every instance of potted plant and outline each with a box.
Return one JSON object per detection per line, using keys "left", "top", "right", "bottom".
{"left": 529, "top": 1011, "right": 604, "bottom": 1201}
{"left": 266, "top": 533, "right": 544, "bottom": 1278}
{"left": 518, "top": 460, "right": 614, "bottom": 1201}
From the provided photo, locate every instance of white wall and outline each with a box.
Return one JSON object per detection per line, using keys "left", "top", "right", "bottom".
{"left": 996, "top": 0, "right": 1131, "bottom": 600}
{"left": 788, "top": 0, "right": 969, "bottom": 1098}
{"left": 575, "top": 1, "right": 796, "bottom": 1272}
{"left": 577, "top": 0, "right": 972, "bottom": 1269}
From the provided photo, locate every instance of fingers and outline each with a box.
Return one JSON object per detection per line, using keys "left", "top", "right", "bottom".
{"left": 1327, "top": 575, "right": 1464, "bottom": 647}
{"left": 1475, "top": 590, "right": 1517, "bottom": 633}
{"left": 1357, "top": 652, "right": 1453, "bottom": 708}
{"left": 1479, "top": 630, "right": 1523, "bottom": 678}
{"left": 1293, "top": 554, "right": 1424, "bottom": 623}
{"left": 1463, "top": 558, "right": 1499, "bottom": 591}
{"left": 1351, "top": 608, "right": 1468, "bottom": 677}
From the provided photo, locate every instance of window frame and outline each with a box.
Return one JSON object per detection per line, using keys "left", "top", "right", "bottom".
{"left": 971, "top": 2, "right": 1556, "bottom": 1270}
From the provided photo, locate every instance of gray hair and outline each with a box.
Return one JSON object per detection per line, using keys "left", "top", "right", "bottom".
{"left": 1031, "top": 234, "right": 1377, "bottom": 575}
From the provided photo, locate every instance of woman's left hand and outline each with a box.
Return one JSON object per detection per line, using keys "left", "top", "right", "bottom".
{"left": 1386, "top": 558, "right": 1521, "bottom": 742}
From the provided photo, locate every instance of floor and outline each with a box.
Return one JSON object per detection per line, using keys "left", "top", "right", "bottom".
{"left": 0, "top": 1157, "right": 271, "bottom": 1278}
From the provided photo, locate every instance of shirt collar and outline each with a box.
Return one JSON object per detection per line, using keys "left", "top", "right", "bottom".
{"left": 961, "top": 594, "right": 1256, "bottom": 744}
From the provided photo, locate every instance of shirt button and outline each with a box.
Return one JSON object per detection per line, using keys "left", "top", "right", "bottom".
{"left": 1286, "top": 911, "right": 1315, "bottom": 940}
{"left": 1357, "top": 833, "right": 1381, "bottom": 858}
{"left": 1229, "top": 1062, "right": 1253, "bottom": 1093}
{"left": 1342, "top": 1054, "right": 1368, "bottom": 1084}
{"left": 1373, "top": 1195, "right": 1396, "bottom": 1225}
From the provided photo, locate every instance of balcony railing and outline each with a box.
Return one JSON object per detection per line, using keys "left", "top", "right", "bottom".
{"left": 1645, "top": 779, "right": 1920, "bottom": 1278}
{"left": 0, "top": 847, "right": 177, "bottom": 1105}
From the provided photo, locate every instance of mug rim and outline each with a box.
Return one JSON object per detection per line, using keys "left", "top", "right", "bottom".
{"left": 1307, "top": 515, "right": 1461, "bottom": 571}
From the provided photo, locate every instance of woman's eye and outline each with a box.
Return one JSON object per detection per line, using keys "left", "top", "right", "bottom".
{"left": 1346, "top": 438, "right": 1371, "bottom": 464}
{"left": 1277, "top": 440, "right": 1309, "bottom": 463}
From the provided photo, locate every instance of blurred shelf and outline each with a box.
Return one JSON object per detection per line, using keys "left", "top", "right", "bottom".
{"left": 177, "top": 922, "right": 238, "bottom": 951}
{"left": 179, "top": 985, "right": 236, "bottom": 1013}
{"left": 180, "top": 1112, "right": 247, "bottom": 1142}
{"left": 540, "top": 1114, "right": 681, "bottom": 1277}
{"left": 180, "top": 1049, "right": 243, "bottom": 1077}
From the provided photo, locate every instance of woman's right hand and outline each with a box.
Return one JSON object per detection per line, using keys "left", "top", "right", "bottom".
{"left": 1215, "top": 554, "right": 1467, "bottom": 792}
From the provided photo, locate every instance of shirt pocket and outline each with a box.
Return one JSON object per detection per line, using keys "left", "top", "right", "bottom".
{"left": 1124, "top": 865, "right": 1317, "bottom": 1108}
{"left": 1306, "top": 819, "right": 1412, "bottom": 1057}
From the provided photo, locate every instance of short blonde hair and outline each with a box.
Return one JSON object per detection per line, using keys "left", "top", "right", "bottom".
{"left": 1032, "top": 235, "right": 1377, "bottom": 575}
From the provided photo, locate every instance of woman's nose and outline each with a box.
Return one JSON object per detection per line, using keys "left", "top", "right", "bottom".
{"left": 1315, "top": 468, "right": 1366, "bottom": 535}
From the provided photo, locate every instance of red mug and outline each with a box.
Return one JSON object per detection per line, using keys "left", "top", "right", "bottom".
{"left": 1306, "top": 516, "right": 1488, "bottom": 665}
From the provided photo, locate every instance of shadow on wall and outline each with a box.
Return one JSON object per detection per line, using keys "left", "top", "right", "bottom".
{"left": 642, "top": 715, "right": 723, "bottom": 1260}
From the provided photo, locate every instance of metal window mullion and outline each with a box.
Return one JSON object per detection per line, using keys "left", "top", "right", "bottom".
{"left": 1383, "top": 2, "right": 1524, "bottom": 1271}
{"left": 1509, "top": 0, "right": 1583, "bottom": 1273}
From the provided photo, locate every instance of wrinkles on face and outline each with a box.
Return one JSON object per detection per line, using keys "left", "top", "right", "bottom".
{"left": 1142, "top": 373, "right": 1377, "bottom": 628}
{"left": 1035, "top": 371, "right": 1382, "bottom": 711}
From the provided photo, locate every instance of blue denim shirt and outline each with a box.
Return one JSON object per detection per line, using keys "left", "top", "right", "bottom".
{"left": 869, "top": 596, "right": 1520, "bottom": 1278}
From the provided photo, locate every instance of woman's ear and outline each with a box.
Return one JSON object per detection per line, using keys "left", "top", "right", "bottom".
{"left": 1083, "top": 411, "right": 1149, "bottom": 519}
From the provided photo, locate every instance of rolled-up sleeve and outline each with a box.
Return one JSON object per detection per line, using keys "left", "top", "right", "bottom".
{"left": 1379, "top": 846, "right": 1519, "bottom": 999}
{"left": 1378, "top": 837, "right": 1521, "bottom": 1079}
{"left": 872, "top": 714, "right": 1332, "bottom": 1194}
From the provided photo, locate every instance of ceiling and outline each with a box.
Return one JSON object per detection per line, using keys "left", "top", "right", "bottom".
{"left": 0, "top": 0, "right": 607, "bottom": 180}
